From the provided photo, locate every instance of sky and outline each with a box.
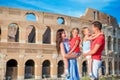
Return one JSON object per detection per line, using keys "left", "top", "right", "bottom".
{"left": 0, "top": 0, "right": 120, "bottom": 24}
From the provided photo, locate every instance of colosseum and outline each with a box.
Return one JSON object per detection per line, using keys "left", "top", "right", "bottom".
{"left": 0, "top": 7, "right": 120, "bottom": 80}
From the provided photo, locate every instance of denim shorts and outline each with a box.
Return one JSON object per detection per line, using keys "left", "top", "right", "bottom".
{"left": 72, "top": 52, "right": 80, "bottom": 57}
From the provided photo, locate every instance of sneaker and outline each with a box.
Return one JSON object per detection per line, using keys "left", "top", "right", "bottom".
{"left": 90, "top": 77, "right": 95, "bottom": 80}
{"left": 61, "top": 73, "right": 70, "bottom": 78}
{"left": 89, "top": 74, "right": 95, "bottom": 80}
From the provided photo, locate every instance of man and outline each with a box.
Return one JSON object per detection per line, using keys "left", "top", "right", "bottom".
{"left": 84, "top": 21, "right": 105, "bottom": 80}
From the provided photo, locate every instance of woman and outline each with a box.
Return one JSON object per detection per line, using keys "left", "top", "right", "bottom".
{"left": 56, "top": 29, "right": 80, "bottom": 80}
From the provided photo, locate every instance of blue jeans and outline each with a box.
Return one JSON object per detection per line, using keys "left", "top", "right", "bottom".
{"left": 92, "top": 59, "right": 102, "bottom": 79}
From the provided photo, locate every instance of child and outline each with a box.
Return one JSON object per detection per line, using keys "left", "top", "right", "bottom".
{"left": 61, "top": 28, "right": 81, "bottom": 77}
{"left": 68, "top": 28, "right": 81, "bottom": 56}
{"left": 81, "top": 27, "right": 103, "bottom": 78}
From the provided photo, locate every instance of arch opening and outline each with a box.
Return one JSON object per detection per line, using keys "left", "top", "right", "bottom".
{"left": 24, "top": 60, "right": 35, "bottom": 79}
{"left": 113, "top": 38, "right": 116, "bottom": 51}
{"left": 101, "top": 61, "right": 106, "bottom": 75}
{"left": 0, "top": 27, "right": 1, "bottom": 41}
{"left": 43, "top": 27, "right": 51, "bottom": 44}
{"left": 108, "top": 62, "right": 112, "bottom": 75}
{"left": 26, "top": 13, "right": 36, "bottom": 21}
{"left": 82, "top": 61, "right": 87, "bottom": 76}
{"left": 8, "top": 23, "right": 19, "bottom": 42}
{"left": 26, "top": 25, "right": 36, "bottom": 43}
{"left": 6, "top": 59, "right": 18, "bottom": 80}
{"left": 57, "top": 17, "right": 65, "bottom": 24}
{"left": 42, "top": 60, "right": 50, "bottom": 78}
{"left": 57, "top": 60, "right": 64, "bottom": 77}
{"left": 108, "top": 36, "right": 111, "bottom": 50}
{"left": 119, "top": 62, "right": 120, "bottom": 74}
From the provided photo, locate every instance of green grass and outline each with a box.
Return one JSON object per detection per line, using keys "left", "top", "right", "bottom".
{"left": 81, "top": 76, "right": 120, "bottom": 80}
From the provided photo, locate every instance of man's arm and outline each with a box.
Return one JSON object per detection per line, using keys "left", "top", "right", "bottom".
{"left": 83, "top": 44, "right": 101, "bottom": 56}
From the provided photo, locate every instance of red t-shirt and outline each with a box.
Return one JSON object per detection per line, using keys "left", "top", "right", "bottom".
{"left": 69, "top": 36, "right": 81, "bottom": 53}
{"left": 91, "top": 34, "right": 105, "bottom": 60}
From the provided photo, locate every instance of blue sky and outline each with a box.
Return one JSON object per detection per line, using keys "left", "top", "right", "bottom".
{"left": 0, "top": 0, "right": 120, "bottom": 24}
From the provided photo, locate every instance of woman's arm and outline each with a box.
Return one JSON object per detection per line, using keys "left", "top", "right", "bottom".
{"left": 60, "top": 42, "right": 66, "bottom": 57}
{"left": 60, "top": 42, "right": 79, "bottom": 59}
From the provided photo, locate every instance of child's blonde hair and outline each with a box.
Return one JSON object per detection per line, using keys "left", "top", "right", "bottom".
{"left": 81, "top": 27, "right": 88, "bottom": 38}
{"left": 70, "top": 27, "right": 79, "bottom": 38}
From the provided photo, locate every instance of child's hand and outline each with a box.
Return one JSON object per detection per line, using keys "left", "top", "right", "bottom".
{"left": 68, "top": 52, "right": 71, "bottom": 55}
{"left": 83, "top": 53, "right": 87, "bottom": 57}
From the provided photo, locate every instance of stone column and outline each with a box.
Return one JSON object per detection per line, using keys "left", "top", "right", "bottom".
{"left": 37, "top": 27, "right": 45, "bottom": 44}
{"left": 51, "top": 54, "right": 57, "bottom": 78}
{"left": 17, "top": 65, "right": 24, "bottom": 80}
{"left": 35, "top": 64, "right": 42, "bottom": 79}
{"left": 112, "top": 57, "right": 115, "bottom": 75}
{"left": 77, "top": 58, "right": 82, "bottom": 77}
{"left": 117, "top": 62, "right": 119, "bottom": 75}
{"left": 51, "top": 64, "right": 57, "bottom": 78}
{"left": 105, "top": 58, "right": 109, "bottom": 75}
{"left": 105, "top": 35, "right": 108, "bottom": 55}
{"left": 51, "top": 29, "right": 56, "bottom": 45}
{"left": 0, "top": 54, "right": 6, "bottom": 80}
{"left": 19, "top": 28, "right": 26, "bottom": 43}
{"left": 35, "top": 58, "right": 42, "bottom": 79}
{"left": 17, "top": 54, "right": 25, "bottom": 80}
{"left": 1, "top": 25, "right": 8, "bottom": 42}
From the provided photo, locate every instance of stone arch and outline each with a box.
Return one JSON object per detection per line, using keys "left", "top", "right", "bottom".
{"left": 24, "top": 59, "right": 35, "bottom": 79}
{"left": 6, "top": 59, "right": 18, "bottom": 80}
{"left": 57, "top": 60, "right": 64, "bottom": 77}
{"left": 8, "top": 23, "right": 19, "bottom": 42}
{"left": 108, "top": 36, "right": 111, "bottom": 50}
{"left": 82, "top": 60, "right": 87, "bottom": 76}
{"left": 108, "top": 61, "right": 112, "bottom": 75}
{"left": 26, "top": 25, "right": 36, "bottom": 43}
{"left": 25, "top": 13, "right": 37, "bottom": 21}
{"left": 101, "top": 61, "right": 106, "bottom": 75}
{"left": 57, "top": 17, "right": 65, "bottom": 24}
{"left": 42, "top": 60, "right": 51, "bottom": 78}
{"left": 43, "top": 27, "right": 51, "bottom": 44}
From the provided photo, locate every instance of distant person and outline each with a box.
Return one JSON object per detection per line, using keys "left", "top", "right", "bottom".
{"left": 83, "top": 21, "right": 105, "bottom": 80}
{"left": 56, "top": 28, "right": 80, "bottom": 80}
{"left": 82, "top": 27, "right": 103, "bottom": 79}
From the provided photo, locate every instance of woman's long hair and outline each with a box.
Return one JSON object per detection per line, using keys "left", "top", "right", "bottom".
{"left": 56, "top": 29, "right": 64, "bottom": 54}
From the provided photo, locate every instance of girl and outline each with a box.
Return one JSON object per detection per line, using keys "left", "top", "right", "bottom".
{"left": 56, "top": 28, "right": 80, "bottom": 79}
{"left": 82, "top": 27, "right": 103, "bottom": 78}
{"left": 62, "top": 28, "right": 81, "bottom": 77}
{"left": 68, "top": 28, "right": 81, "bottom": 57}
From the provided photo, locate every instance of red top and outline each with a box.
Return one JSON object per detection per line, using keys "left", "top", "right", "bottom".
{"left": 69, "top": 35, "right": 81, "bottom": 53}
{"left": 91, "top": 34, "right": 105, "bottom": 60}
